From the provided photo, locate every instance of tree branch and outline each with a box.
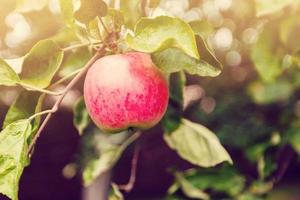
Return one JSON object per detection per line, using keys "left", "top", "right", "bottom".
{"left": 118, "top": 144, "right": 141, "bottom": 193}
{"left": 28, "top": 45, "right": 107, "bottom": 155}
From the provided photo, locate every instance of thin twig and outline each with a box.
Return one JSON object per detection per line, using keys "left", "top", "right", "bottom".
{"left": 51, "top": 68, "right": 83, "bottom": 87}
{"left": 118, "top": 143, "right": 141, "bottom": 192}
{"left": 28, "top": 45, "right": 107, "bottom": 154}
{"left": 29, "top": 109, "right": 54, "bottom": 121}
{"left": 99, "top": 17, "right": 110, "bottom": 35}
{"left": 63, "top": 41, "right": 102, "bottom": 52}
{"left": 19, "top": 82, "right": 63, "bottom": 96}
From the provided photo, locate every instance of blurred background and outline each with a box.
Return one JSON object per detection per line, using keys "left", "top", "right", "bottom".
{"left": 1, "top": 0, "right": 300, "bottom": 199}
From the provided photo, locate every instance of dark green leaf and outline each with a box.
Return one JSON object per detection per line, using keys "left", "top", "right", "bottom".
{"left": 183, "top": 166, "right": 245, "bottom": 196}
{"left": 120, "top": 0, "right": 143, "bottom": 29}
{"left": 152, "top": 35, "right": 221, "bottom": 77}
{"left": 127, "top": 16, "right": 199, "bottom": 59}
{"left": 20, "top": 39, "right": 64, "bottom": 89}
{"left": 73, "top": 98, "right": 91, "bottom": 135}
{"left": 79, "top": 127, "right": 137, "bottom": 186}
{"left": 0, "top": 58, "right": 20, "bottom": 86}
{"left": 173, "top": 172, "right": 209, "bottom": 200}
{"left": 109, "top": 183, "right": 124, "bottom": 200}
{"left": 74, "top": 0, "right": 108, "bottom": 24}
{"left": 0, "top": 119, "right": 31, "bottom": 200}
{"left": 161, "top": 72, "right": 185, "bottom": 133}
{"left": 164, "top": 119, "right": 232, "bottom": 167}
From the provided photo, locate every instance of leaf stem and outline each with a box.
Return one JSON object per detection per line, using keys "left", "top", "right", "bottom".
{"left": 99, "top": 17, "right": 110, "bottom": 35}
{"left": 51, "top": 68, "right": 83, "bottom": 87}
{"left": 28, "top": 45, "right": 107, "bottom": 154}
{"left": 62, "top": 41, "right": 102, "bottom": 52}
{"left": 118, "top": 132, "right": 141, "bottom": 192}
{"left": 19, "top": 82, "right": 63, "bottom": 96}
{"left": 29, "top": 109, "right": 54, "bottom": 121}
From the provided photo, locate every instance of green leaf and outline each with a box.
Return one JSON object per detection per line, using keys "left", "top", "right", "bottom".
{"left": 73, "top": 98, "right": 91, "bottom": 135}
{"left": 0, "top": 59, "right": 20, "bottom": 86}
{"left": 255, "top": 0, "right": 296, "bottom": 17}
{"left": 248, "top": 80, "right": 293, "bottom": 105}
{"left": 59, "top": 47, "right": 92, "bottom": 77}
{"left": 51, "top": 27, "right": 80, "bottom": 47}
{"left": 59, "top": 0, "right": 74, "bottom": 26}
{"left": 189, "top": 20, "right": 214, "bottom": 39}
{"left": 161, "top": 72, "right": 185, "bottom": 133}
{"left": 80, "top": 128, "right": 137, "bottom": 186}
{"left": 183, "top": 166, "right": 245, "bottom": 196}
{"left": 287, "top": 128, "right": 300, "bottom": 155}
{"left": 251, "top": 26, "right": 282, "bottom": 82}
{"left": 20, "top": 39, "right": 64, "bottom": 89}
{"left": 164, "top": 119, "right": 233, "bottom": 167}
{"left": 152, "top": 35, "right": 222, "bottom": 77}
{"left": 120, "top": 0, "right": 143, "bottom": 29}
{"left": 109, "top": 183, "right": 124, "bottom": 200}
{"left": 15, "top": 0, "right": 48, "bottom": 12}
{"left": 279, "top": 15, "right": 300, "bottom": 53}
{"left": 127, "top": 16, "right": 199, "bottom": 59}
{"left": 0, "top": 119, "right": 32, "bottom": 200}
{"left": 173, "top": 172, "right": 209, "bottom": 200}
{"left": 74, "top": 0, "right": 108, "bottom": 24}
{"left": 3, "top": 91, "right": 43, "bottom": 130}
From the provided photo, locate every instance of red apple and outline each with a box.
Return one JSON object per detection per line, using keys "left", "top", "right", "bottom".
{"left": 83, "top": 52, "right": 169, "bottom": 133}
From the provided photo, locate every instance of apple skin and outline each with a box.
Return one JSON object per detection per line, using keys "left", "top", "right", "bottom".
{"left": 83, "top": 52, "right": 169, "bottom": 133}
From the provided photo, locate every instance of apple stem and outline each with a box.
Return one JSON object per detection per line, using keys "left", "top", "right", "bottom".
{"left": 118, "top": 142, "right": 141, "bottom": 193}
{"left": 27, "top": 45, "right": 107, "bottom": 155}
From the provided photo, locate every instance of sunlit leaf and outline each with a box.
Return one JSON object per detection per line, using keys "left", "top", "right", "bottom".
{"left": 120, "top": 0, "right": 143, "bottom": 29}
{"left": 152, "top": 35, "right": 221, "bottom": 77}
{"left": 51, "top": 27, "right": 80, "bottom": 47}
{"left": 15, "top": 0, "right": 48, "bottom": 12}
{"left": 189, "top": 20, "right": 214, "bottom": 39}
{"left": 127, "top": 16, "right": 199, "bottom": 59}
{"left": 3, "top": 91, "right": 42, "bottom": 130}
{"left": 0, "top": 119, "right": 31, "bottom": 200}
{"left": 251, "top": 25, "right": 282, "bottom": 82}
{"left": 255, "top": 0, "right": 296, "bottom": 17}
{"left": 73, "top": 98, "right": 91, "bottom": 135}
{"left": 20, "top": 39, "right": 64, "bottom": 89}
{"left": 74, "top": 0, "right": 108, "bottom": 24}
{"left": 164, "top": 119, "right": 232, "bottom": 167}
{"left": 59, "top": 0, "right": 74, "bottom": 26}
{"left": 59, "top": 47, "right": 92, "bottom": 77}
{"left": 0, "top": 59, "right": 20, "bottom": 86}
{"left": 248, "top": 80, "right": 293, "bottom": 105}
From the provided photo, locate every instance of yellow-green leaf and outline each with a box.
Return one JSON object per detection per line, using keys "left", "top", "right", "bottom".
{"left": 126, "top": 16, "right": 199, "bottom": 59}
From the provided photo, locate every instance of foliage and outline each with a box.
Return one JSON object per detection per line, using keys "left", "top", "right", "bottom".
{"left": 0, "top": 0, "right": 300, "bottom": 199}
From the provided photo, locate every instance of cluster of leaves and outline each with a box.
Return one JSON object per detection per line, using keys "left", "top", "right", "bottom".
{"left": 0, "top": 0, "right": 233, "bottom": 199}
{"left": 166, "top": 1, "right": 300, "bottom": 199}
